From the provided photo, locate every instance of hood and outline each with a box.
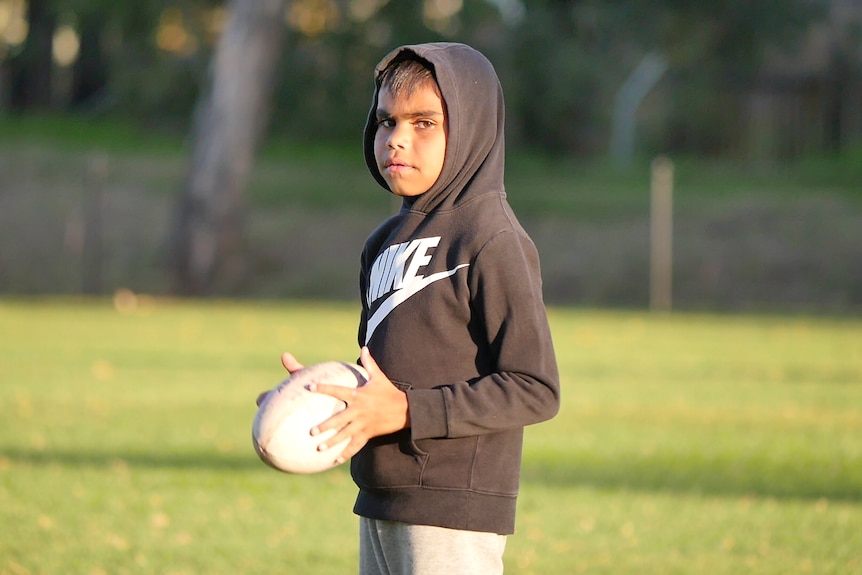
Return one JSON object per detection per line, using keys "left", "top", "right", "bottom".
{"left": 363, "top": 42, "right": 506, "bottom": 214}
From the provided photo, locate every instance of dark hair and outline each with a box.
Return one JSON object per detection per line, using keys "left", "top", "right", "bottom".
{"left": 378, "top": 57, "right": 441, "bottom": 99}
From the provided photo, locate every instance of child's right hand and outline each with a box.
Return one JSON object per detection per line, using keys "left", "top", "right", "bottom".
{"left": 307, "top": 346, "right": 410, "bottom": 464}
{"left": 255, "top": 352, "right": 306, "bottom": 406}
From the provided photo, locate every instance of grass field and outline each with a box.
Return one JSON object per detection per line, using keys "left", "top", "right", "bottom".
{"left": 1, "top": 298, "right": 860, "bottom": 574}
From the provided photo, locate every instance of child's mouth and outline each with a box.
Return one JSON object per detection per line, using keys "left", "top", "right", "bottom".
{"left": 385, "top": 161, "right": 412, "bottom": 174}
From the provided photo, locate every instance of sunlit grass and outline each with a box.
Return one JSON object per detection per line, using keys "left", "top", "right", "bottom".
{"left": 1, "top": 299, "right": 860, "bottom": 574}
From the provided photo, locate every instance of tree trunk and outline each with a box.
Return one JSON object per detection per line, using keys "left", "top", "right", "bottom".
{"left": 72, "top": 14, "right": 109, "bottom": 111}
{"left": 11, "top": 0, "right": 55, "bottom": 110}
{"left": 170, "top": 0, "right": 288, "bottom": 296}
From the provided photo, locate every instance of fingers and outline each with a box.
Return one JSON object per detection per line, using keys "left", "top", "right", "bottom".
{"left": 308, "top": 383, "right": 362, "bottom": 460}
{"left": 281, "top": 352, "right": 305, "bottom": 375}
{"left": 307, "top": 382, "right": 354, "bottom": 432}
{"left": 313, "top": 420, "right": 366, "bottom": 465}
{"left": 333, "top": 435, "right": 366, "bottom": 465}
{"left": 305, "top": 348, "right": 407, "bottom": 466}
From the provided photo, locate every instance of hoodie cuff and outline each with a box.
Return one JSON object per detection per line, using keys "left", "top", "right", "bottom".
{"left": 406, "top": 388, "right": 448, "bottom": 440}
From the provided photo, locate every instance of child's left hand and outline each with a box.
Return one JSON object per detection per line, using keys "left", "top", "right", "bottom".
{"left": 256, "top": 352, "right": 306, "bottom": 406}
{"left": 305, "top": 346, "right": 410, "bottom": 464}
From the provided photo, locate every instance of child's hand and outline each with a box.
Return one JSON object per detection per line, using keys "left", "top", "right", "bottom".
{"left": 255, "top": 352, "right": 306, "bottom": 406}
{"left": 308, "top": 346, "right": 410, "bottom": 464}
{"left": 280, "top": 352, "right": 306, "bottom": 375}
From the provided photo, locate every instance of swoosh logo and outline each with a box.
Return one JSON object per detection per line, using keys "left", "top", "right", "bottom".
{"left": 365, "top": 264, "right": 469, "bottom": 345}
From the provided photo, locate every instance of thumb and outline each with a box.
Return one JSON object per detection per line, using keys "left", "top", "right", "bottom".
{"left": 281, "top": 352, "right": 305, "bottom": 375}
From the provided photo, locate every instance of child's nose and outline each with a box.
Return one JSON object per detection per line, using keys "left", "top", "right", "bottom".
{"left": 387, "top": 122, "right": 409, "bottom": 149}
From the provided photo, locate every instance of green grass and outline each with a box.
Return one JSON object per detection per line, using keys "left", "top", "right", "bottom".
{"left": 1, "top": 299, "right": 860, "bottom": 574}
{"left": 0, "top": 114, "right": 187, "bottom": 156}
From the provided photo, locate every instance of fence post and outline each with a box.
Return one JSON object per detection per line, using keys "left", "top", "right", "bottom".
{"left": 650, "top": 156, "right": 673, "bottom": 312}
{"left": 82, "top": 153, "right": 107, "bottom": 295}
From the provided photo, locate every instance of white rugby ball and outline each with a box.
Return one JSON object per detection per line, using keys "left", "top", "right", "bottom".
{"left": 252, "top": 361, "right": 368, "bottom": 474}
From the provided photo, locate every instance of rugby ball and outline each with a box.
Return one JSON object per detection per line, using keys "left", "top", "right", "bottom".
{"left": 252, "top": 361, "right": 368, "bottom": 474}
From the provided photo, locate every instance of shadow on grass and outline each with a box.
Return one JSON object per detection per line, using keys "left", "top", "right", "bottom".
{"left": 4, "top": 447, "right": 860, "bottom": 502}
{"left": 521, "top": 454, "right": 862, "bottom": 502}
{"left": 1, "top": 447, "right": 263, "bottom": 471}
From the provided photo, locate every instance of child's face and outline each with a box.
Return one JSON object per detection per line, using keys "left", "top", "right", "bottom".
{"left": 373, "top": 81, "right": 448, "bottom": 198}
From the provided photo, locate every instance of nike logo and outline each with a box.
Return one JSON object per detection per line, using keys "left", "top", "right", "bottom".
{"left": 365, "top": 236, "right": 468, "bottom": 344}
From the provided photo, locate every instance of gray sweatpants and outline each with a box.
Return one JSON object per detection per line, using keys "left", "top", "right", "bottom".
{"left": 359, "top": 517, "right": 507, "bottom": 575}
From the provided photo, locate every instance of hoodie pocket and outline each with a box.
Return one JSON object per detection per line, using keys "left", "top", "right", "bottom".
{"left": 351, "top": 379, "right": 428, "bottom": 489}
{"left": 351, "top": 430, "right": 428, "bottom": 488}
{"left": 413, "top": 433, "right": 520, "bottom": 495}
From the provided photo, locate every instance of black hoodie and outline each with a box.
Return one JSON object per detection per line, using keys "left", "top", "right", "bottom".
{"left": 353, "top": 42, "right": 560, "bottom": 535}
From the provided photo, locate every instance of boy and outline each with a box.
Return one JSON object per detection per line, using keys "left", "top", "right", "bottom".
{"left": 277, "top": 42, "right": 560, "bottom": 574}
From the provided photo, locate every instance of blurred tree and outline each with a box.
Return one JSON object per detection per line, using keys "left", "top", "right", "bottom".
{"left": 508, "top": 0, "right": 817, "bottom": 156}
{"left": 10, "top": 0, "right": 55, "bottom": 109}
{"left": 270, "top": 0, "right": 436, "bottom": 143}
{"left": 509, "top": 2, "right": 614, "bottom": 154}
{"left": 68, "top": 1, "right": 109, "bottom": 111}
{"left": 169, "top": 0, "right": 288, "bottom": 295}
{"left": 3, "top": 0, "right": 846, "bottom": 158}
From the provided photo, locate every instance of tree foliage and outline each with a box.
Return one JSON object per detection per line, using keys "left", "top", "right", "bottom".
{"left": 251, "top": 0, "right": 822, "bottom": 152}
{"left": 3, "top": 0, "right": 849, "bottom": 155}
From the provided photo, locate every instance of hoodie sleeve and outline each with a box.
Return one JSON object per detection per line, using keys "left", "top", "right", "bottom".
{"left": 407, "top": 227, "right": 561, "bottom": 440}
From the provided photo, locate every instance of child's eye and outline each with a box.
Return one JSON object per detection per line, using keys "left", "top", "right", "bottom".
{"left": 378, "top": 118, "right": 394, "bottom": 128}
{"left": 415, "top": 120, "right": 435, "bottom": 129}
